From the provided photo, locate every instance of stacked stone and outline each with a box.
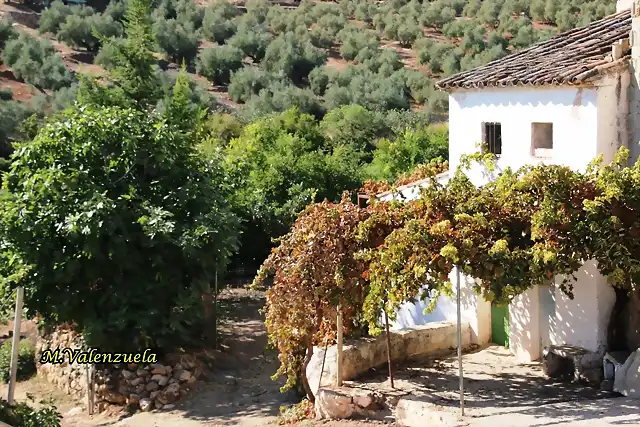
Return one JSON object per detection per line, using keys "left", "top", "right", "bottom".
{"left": 36, "top": 329, "right": 88, "bottom": 400}
{"left": 36, "top": 328, "right": 200, "bottom": 413}
{"left": 98, "top": 362, "right": 197, "bottom": 412}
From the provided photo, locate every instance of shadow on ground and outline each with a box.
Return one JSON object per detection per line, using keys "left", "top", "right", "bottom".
{"left": 93, "top": 284, "right": 301, "bottom": 427}
{"left": 350, "top": 344, "right": 619, "bottom": 418}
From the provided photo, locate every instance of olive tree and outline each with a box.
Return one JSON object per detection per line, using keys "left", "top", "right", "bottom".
{"left": 262, "top": 33, "right": 326, "bottom": 84}
{"left": 196, "top": 45, "right": 244, "bottom": 85}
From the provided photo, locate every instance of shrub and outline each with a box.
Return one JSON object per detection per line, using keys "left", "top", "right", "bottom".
{"left": 308, "top": 66, "right": 329, "bottom": 96}
{"left": 94, "top": 39, "right": 121, "bottom": 69}
{"left": 196, "top": 46, "right": 244, "bottom": 85}
{"left": 57, "top": 13, "right": 123, "bottom": 52}
{"left": 338, "top": 29, "right": 379, "bottom": 61}
{"left": 320, "top": 104, "right": 385, "bottom": 152}
{"left": 228, "top": 66, "right": 277, "bottom": 103}
{"left": 157, "top": 69, "right": 218, "bottom": 111}
{"left": 365, "top": 126, "right": 449, "bottom": 182}
{"left": 153, "top": 16, "right": 201, "bottom": 65}
{"left": 202, "top": 1, "right": 239, "bottom": 44}
{"left": 152, "top": 0, "right": 204, "bottom": 28}
{"left": 244, "top": 81, "right": 324, "bottom": 119}
{"left": 396, "top": 18, "right": 421, "bottom": 47}
{"left": 0, "top": 396, "right": 61, "bottom": 427}
{"left": 309, "top": 14, "right": 347, "bottom": 49}
{"left": 0, "top": 339, "right": 36, "bottom": 383}
{"left": 203, "top": 112, "right": 243, "bottom": 146}
{"left": 0, "top": 100, "right": 29, "bottom": 151}
{"left": 39, "top": 1, "right": 73, "bottom": 34}
{"left": 263, "top": 33, "right": 327, "bottom": 84}
{"left": 2, "top": 34, "right": 74, "bottom": 91}
{"left": 104, "top": 0, "right": 128, "bottom": 22}
{"left": 228, "top": 25, "right": 273, "bottom": 63}
{"left": 0, "top": 17, "right": 17, "bottom": 48}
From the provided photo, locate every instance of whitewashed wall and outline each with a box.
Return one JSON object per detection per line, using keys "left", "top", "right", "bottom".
{"left": 446, "top": 81, "right": 626, "bottom": 361}
{"left": 448, "top": 85, "right": 601, "bottom": 187}
{"left": 385, "top": 270, "right": 491, "bottom": 345}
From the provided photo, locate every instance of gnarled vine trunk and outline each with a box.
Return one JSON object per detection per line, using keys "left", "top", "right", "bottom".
{"left": 608, "top": 287, "right": 630, "bottom": 352}
{"left": 301, "top": 332, "right": 316, "bottom": 402}
{"left": 625, "top": 286, "right": 640, "bottom": 351}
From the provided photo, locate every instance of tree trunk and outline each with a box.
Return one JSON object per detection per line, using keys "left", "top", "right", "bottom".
{"left": 607, "top": 287, "right": 631, "bottom": 352}
{"left": 202, "top": 290, "right": 216, "bottom": 345}
{"left": 625, "top": 286, "right": 640, "bottom": 351}
{"left": 301, "top": 333, "right": 316, "bottom": 403}
{"left": 384, "top": 308, "right": 394, "bottom": 389}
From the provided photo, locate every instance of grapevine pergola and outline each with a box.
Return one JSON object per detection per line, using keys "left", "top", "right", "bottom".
{"left": 253, "top": 148, "right": 640, "bottom": 402}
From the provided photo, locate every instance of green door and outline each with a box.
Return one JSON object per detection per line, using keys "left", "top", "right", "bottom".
{"left": 491, "top": 303, "right": 510, "bottom": 347}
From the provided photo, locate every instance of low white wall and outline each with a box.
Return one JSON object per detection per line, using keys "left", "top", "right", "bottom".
{"left": 307, "top": 321, "right": 472, "bottom": 397}
{"left": 388, "top": 269, "right": 491, "bottom": 346}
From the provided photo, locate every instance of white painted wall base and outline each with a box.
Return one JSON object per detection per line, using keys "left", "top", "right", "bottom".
{"left": 387, "top": 269, "right": 491, "bottom": 347}
{"left": 509, "top": 287, "right": 542, "bottom": 362}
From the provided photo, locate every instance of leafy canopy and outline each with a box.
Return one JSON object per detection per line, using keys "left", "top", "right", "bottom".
{"left": 0, "top": 105, "right": 239, "bottom": 351}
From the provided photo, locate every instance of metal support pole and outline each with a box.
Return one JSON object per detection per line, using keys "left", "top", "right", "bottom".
{"left": 213, "top": 269, "right": 218, "bottom": 350}
{"left": 456, "top": 266, "right": 465, "bottom": 417}
{"left": 336, "top": 306, "right": 343, "bottom": 387}
{"left": 8, "top": 287, "right": 24, "bottom": 405}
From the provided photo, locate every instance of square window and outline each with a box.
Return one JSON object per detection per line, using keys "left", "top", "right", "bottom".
{"left": 482, "top": 122, "right": 502, "bottom": 155}
{"left": 532, "top": 122, "right": 553, "bottom": 157}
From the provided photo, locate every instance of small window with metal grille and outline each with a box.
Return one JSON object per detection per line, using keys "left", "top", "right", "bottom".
{"left": 482, "top": 122, "right": 502, "bottom": 156}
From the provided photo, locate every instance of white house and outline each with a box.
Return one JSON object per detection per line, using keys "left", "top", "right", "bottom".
{"left": 382, "top": 3, "right": 640, "bottom": 362}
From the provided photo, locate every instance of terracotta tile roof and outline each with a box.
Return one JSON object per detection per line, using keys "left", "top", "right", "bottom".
{"left": 436, "top": 10, "right": 631, "bottom": 91}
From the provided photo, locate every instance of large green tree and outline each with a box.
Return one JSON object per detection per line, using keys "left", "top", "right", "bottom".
{"left": 0, "top": 104, "right": 238, "bottom": 351}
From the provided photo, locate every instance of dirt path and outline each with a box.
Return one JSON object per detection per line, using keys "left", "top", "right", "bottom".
{"left": 31, "top": 285, "right": 390, "bottom": 427}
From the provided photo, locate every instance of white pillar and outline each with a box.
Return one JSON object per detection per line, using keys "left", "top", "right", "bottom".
{"left": 509, "top": 286, "right": 541, "bottom": 362}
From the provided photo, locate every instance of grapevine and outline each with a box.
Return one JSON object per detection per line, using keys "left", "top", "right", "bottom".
{"left": 256, "top": 148, "right": 640, "bottom": 399}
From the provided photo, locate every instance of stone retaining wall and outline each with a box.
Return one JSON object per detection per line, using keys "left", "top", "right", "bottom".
{"left": 36, "top": 327, "right": 202, "bottom": 412}
{"left": 307, "top": 321, "right": 472, "bottom": 396}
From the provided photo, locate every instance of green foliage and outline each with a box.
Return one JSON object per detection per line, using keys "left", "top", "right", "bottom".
{"left": 0, "top": 396, "right": 61, "bottom": 427}
{"left": 243, "top": 81, "right": 325, "bottom": 120}
{"left": 196, "top": 46, "right": 244, "bottom": 85}
{"left": 152, "top": 0, "right": 204, "bottom": 28}
{"left": 228, "top": 66, "right": 278, "bottom": 103}
{"left": 226, "top": 107, "right": 362, "bottom": 267}
{"left": 366, "top": 125, "right": 448, "bottom": 182}
{"left": 153, "top": 16, "right": 201, "bottom": 65}
{"left": 338, "top": 28, "right": 379, "bottom": 61}
{"left": 202, "top": 0, "right": 239, "bottom": 44}
{"left": 39, "top": 1, "right": 74, "bottom": 34}
{"left": 262, "top": 33, "right": 326, "bottom": 85}
{"left": 203, "top": 112, "right": 243, "bottom": 146}
{"left": 320, "top": 104, "right": 384, "bottom": 153}
{"left": 0, "top": 105, "right": 239, "bottom": 351}
{"left": 0, "top": 100, "right": 30, "bottom": 151}
{"left": 83, "top": 0, "right": 161, "bottom": 108}
{"left": 0, "top": 17, "right": 17, "bottom": 49}
{"left": 2, "top": 33, "right": 74, "bottom": 91}
{"left": 57, "top": 12, "right": 123, "bottom": 52}
{"left": 228, "top": 25, "right": 273, "bottom": 63}
{"left": 0, "top": 339, "right": 36, "bottom": 383}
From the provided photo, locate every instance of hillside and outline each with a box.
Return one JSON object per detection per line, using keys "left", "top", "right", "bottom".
{"left": 0, "top": 0, "right": 616, "bottom": 117}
